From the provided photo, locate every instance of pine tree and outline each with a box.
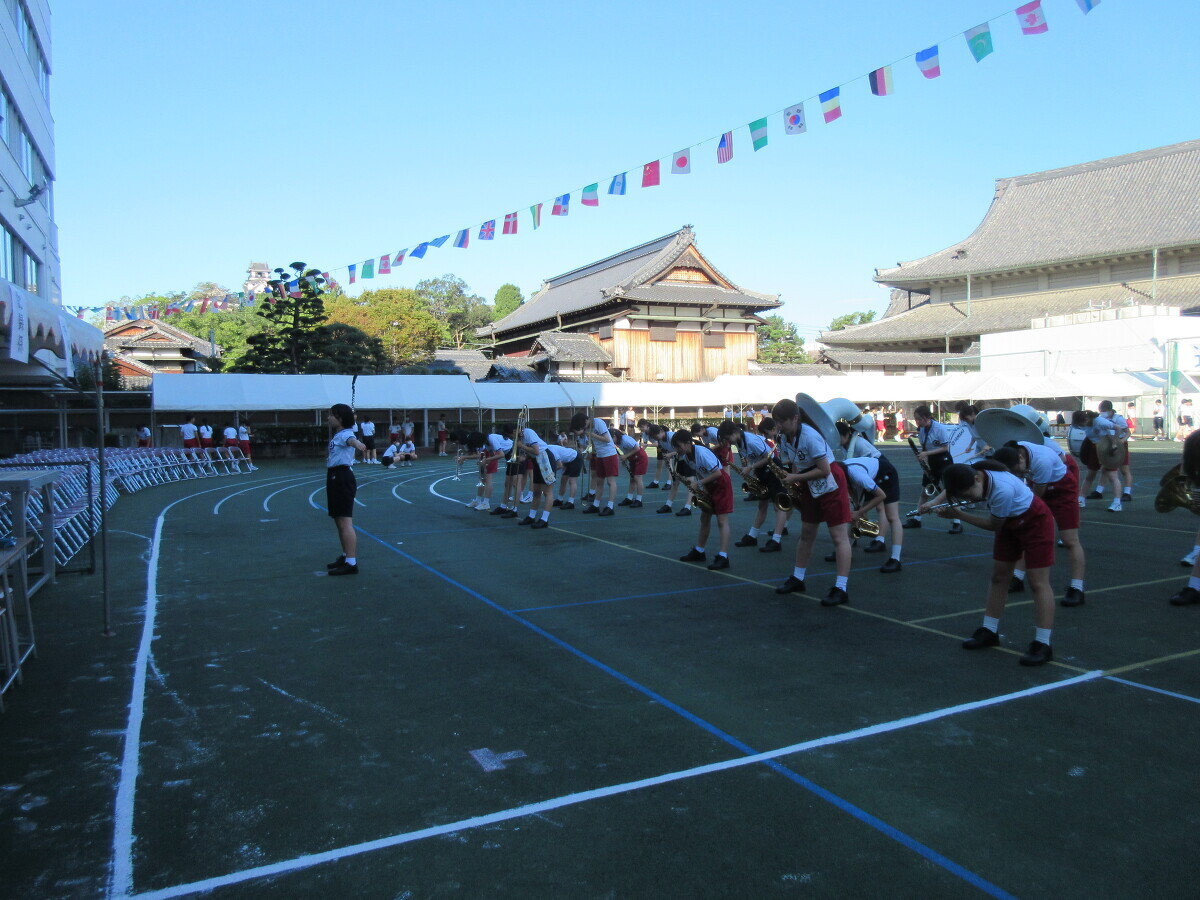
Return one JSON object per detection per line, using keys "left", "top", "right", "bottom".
{"left": 240, "top": 263, "right": 329, "bottom": 374}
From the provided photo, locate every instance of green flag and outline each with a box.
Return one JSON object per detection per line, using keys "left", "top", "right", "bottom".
{"left": 750, "top": 117, "right": 768, "bottom": 152}
{"left": 361, "top": 258, "right": 375, "bottom": 279}
{"left": 965, "top": 23, "right": 993, "bottom": 61}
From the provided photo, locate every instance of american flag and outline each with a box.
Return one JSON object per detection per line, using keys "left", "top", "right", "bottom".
{"left": 503, "top": 212, "right": 518, "bottom": 235}
{"left": 480, "top": 220, "right": 496, "bottom": 240}
{"left": 716, "top": 132, "right": 733, "bottom": 164}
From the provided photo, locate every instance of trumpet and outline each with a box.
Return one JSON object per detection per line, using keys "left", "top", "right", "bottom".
{"left": 905, "top": 499, "right": 974, "bottom": 518}
{"left": 765, "top": 456, "right": 806, "bottom": 512}
{"left": 908, "top": 436, "right": 940, "bottom": 499}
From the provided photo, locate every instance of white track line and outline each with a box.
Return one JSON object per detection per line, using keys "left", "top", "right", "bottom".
{"left": 212, "top": 474, "right": 317, "bottom": 516}
{"left": 127, "top": 671, "right": 1101, "bottom": 900}
{"left": 1107, "top": 676, "right": 1200, "bottom": 705}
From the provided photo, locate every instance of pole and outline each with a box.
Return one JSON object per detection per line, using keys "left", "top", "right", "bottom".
{"left": 1152, "top": 248, "right": 1159, "bottom": 302}
{"left": 96, "top": 365, "right": 113, "bottom": 637}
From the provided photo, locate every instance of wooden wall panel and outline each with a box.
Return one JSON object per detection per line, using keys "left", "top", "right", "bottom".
{"left": 609, "top": 330, "right": 757, "bottom": 381}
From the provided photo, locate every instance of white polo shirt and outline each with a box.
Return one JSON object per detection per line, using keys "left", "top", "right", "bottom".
{"left": 691, "top": 444, "right": 723, "bottom": 478}
{"left": 521, "top": 427, "right": 548, "bottom": 454}
{"left": 545, "top": 444, "right": 578, "bottom": 464}
{"left": 591, "top": 419, "right": 617, "bottom": 458}
{"left": 1018, "top": 440, "right": 1066, "bottom": 485}
{"left": 983, "top": 469, "right": 1034, "bottom": 518}
{"left": 780, "top": 424, "right": 830, "bottom": 473}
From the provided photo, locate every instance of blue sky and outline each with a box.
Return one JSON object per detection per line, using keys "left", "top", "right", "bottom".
{"left": 53, "top": 0, "right": 1199, "bottom": 342}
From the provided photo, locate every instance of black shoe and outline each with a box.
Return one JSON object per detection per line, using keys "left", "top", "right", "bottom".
{"left": 618, "top": 498, "right": 633, "bottom": 507}
{"left": 863, "top": 539, "right": 887, "bottom": 554}
{"left": 328, "top": 562, "right": 358, "bottom": 576}
{"left": 1056, "top": 538, "right": 1066, "bottom": 548}
{"left": 707, "top": 555, "right": 730, "bottom": 570}
{"left": 561, "top": 501, "right": 575, "bottom": 510}
{"left": 962, "top": 627, "right": 999, "bottom": 649}
{"left": 501, "top": 509, "right": 519, "bottom": 519}
{"left": 327, "top": 555, "right": 345, "bottom": 569}
{"left": 782, "top": 527, "right": 790, "bottom": 536}
{"left": 1122, "top": 492, "right": 1132, "bottom": 502}
{"left": 948, "top": 522, "right": 963, "bottom": 535}
{"left": 1008, "top": 577, "right": 1025, "bottom": 593}
{"left": 879, "top": 558, "right": 902, "bottom": 574}
{"left": 519, "top": 516, "right": 535, "bottom": 526}
{"left": 598, "top": 507, "right": 614, "bottom": 517}
{"left": 775, "top": 576, "right": 805, "bottom": 595}
{"left": 656, "top": 504, "right": 673, "bottom": 514}
{"left": 1170, "top": 587, "right": 1200, "bottom": 606}
{"left": 1062, "top": 587, "right": 1086, "bottom": 607}
{"left": 1019, "top": 640, "right": 1053, "bottom": 666}
{"left": 734, "top": 534, "right": 758, "bottom": 548}
{"left": 760, "top": 539, "right": 782, "bottom": 553}
{"left": 490, "top": 506, "right": 507, "bottom": 516}
{"left": 903, "top": 518, "right": 922, "bottom": 529}
{"left": 647, "top": 481, "right": 659, "bottom": 489}
{"left": 824, "top": 550, "right": 837, "bottom": 562}
{"left": 582, "top": 505, "right": 599, "bottom": 514}
{"left": 630, "top": 500, "right": 643, "bottom": 508}
{"left": 822, "top": 587, "right": 848, "bottom": 607}
{"left": 661, "top": 483, "right": 671, "bottom": 490}
{"left": 675, "top": 507, "right": 692, "bottom": 517}
{"left": 680, "top": 548, "right": 706, "bottom": 562}
{"left": 552, "top": 499, "right": 562, "bottom": 508}
{"left": 530, "top": 519, "right": 548, "bottom": 529}
{"left": 1086, "top": 491, "right": 1102, "bottom": 500}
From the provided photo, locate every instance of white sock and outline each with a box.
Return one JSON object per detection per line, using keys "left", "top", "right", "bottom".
{"left": 772, "top": 533, "right": 783, "bottom": 542}
{"left": 683, "top": 504, "right": 693, "bottom": 511}
{"left": 1193, "top": 545, "right": 1200, "bottom": 556}
{"left": 952, "top": 518, "right": 961, "bottom": 525}
{"left": 1070, "top": 579, "right": 1084, "bottom": 591}
{"left": 635, "top": 494, "right": 642, "bottom": 501}
{"left": 1125, "top": 486, "right": 1132, "bottom": 495}
{"left": 1189, "top": 576, "right": 1200, "bottom": 590}
{"left": 890, "top": 545, "right": 902, "bottom": 561}
{"left": 748, "top": 526, "right": 760, "bottom": 538}
{"left": 793, "top": 567, "right": 806, "bottom": 580}
{"left": 717, "top": 551, "right": 727, "bottom": 559}
{"left": 606, "top": 500, "right": 615, "bottom": 509}
{"left": 982, "top": 615, "right": 1000, "bottom": 633}
{"left": 695, "top": 545, "right": 705, "bottom": 554}
{"left": 344, "top": 557, "right": 356, "bottom": 566}
{"left": 664, "top": 500, "right": 673, "bottom": 508}
{"left": 1035, "top": 627, "right": 1052, "bottom": 645}
{"left": 626, "top": 493, "right": 634, "bottom": 500}
{"left": 835, "top": 576, "right": 848, "bottom": 591}
{"left": 1095, "top": 485, "right": 1104, "bottom": 495}
{"left": 540, "top": 510, "right": 550, "bottom": 521}
{"left": 1014, "top": 569, "right": 1026, "bottom": 581}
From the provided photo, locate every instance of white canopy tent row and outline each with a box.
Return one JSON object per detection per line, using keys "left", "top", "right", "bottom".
{"left": 152, "top": 371, "right": 1148, "bottom": 444}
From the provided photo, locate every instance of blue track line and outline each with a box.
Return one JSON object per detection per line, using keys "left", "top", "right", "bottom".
{"left": 351, "top": 519, "right": 1021, "bottom": 900}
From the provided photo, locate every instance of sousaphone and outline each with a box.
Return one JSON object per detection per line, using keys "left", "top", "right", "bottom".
{"left": 974, "top": 408, "right": 1045, "bottom": 456}
{"left": 797, "top": 393, "right": 845, "bottom": 461}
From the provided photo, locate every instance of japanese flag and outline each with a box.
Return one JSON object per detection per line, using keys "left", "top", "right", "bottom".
{"left": 671, "top": 149, "right": 691, "bottom": 174}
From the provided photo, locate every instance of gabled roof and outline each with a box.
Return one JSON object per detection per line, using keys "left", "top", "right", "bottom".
{"left": 819, "top": 349, "right": 974, "bottom": 367}
{"left": 749, "top": 363, "right": 845, "bottom": 377}
{"left": 530, "top": 331, "right": 612, "bottom": 364}
{"left": 822, "top": 274, "right": 1200, "bottom": 348}
{"left": 104, "top": 319, "right": 220, "bottom": 354}
{"left": 478, "top": 227, "right": 779, "bottom": 339}
{"left": 430, "top": 349, "right": 492, "bottom": 382}
{"left": 484, "top": 361, "right": 542, "bottom": 383}
{"left": 876, "top": 140, "right": 1200, "bottom": 286}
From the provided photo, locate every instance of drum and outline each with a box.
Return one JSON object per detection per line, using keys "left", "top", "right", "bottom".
{"left": 947, "top": 424, "right": 979, "bottom": 464}
{"left": 1066, "top": 425, "right": 1087, "bottom": 458}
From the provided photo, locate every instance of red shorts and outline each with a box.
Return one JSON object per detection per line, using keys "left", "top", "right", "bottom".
{"left": 704, "top": 470, "right": 734, "bottom": 515}
{"left": 715, "top": 445, "right": 733, "bottom": 467}
{"left": 593, "top": 454, "right": 619, "bottom": 479}
{"left": 200, "top": 439, "right": 214, "bottom": 449}
{"left": 437, "top": 430, "right": 448, "bottom": 441}
{"left": 485, "top": 457, "right": 499, "bottom": 475}
{"left": 796, "top": 463, "right": 852, "bottom": 527}
{"left": 627, "top": 448, "right": 648, "bottom": 477}
{"left": 183, "top": 438, "right": 199, "bottom": 449}
{"left": 1043, "top": 456, "right": 1080, "bottom": 531}
{"left": 137, "top": 439, "right": 151, "bottom": 448}
{"left": 225, "top": 438, "right": 239, "bottom": 448}
{"left": 239, "top": 440, "right": 252, "bottom": 456}
{"left": 993, "top": 496, "right": 1055, "bottom": 569}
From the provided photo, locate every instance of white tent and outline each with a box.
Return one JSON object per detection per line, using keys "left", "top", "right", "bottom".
{"left": 153, "top": 374, "right": 480, "bottom": 412}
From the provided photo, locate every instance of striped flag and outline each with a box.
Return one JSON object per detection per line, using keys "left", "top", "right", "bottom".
{"left": 530, "top": 203, "right": 542, "bottom": 229}
{"left": 1017, "top": 1, "right": 1048, "bottom": 34}
{"left": 453, "top": 228, "right": 469, "bottom": 249}
{"left": 321, "top": 271, "right": 334, "bottom": 284}
{"left": 819, "top": 87, "right": 842, "bottom": 123}
{"left": 503, "top": 212, "right": 518, "bottom": 235}
{"left": 749, "top": 117, "right": 768, "bottom": 151}
{"left": 378, "top": 253, "right": 391, "bottom": 274}
{"left": 360, "top": 259, "right": 374, "bottom": 279}
{"left": 671, "top": 149, "right": 691, "bottom": 174}
{"left": 582, "top": 183, "right": 599, "bottom": 206}
{"left": 429, "top": 235, "right": 450, "bottom": 248}
{"left": 716, "top": 131, "right": 733, "bottom": 163}
{"left": 608, "top": 173, "right": 627, "bottom": 195}
{"left": 411, "top": 243, "right": 429, "bottom": 259}
{"left": 1075, "top": 0, "right": 1099, "bottom": 12}
{"left": 348, "top": 264, "right": 356, "bottom": 285}
{"left": 480, "top": 220, "right": 495, "bottom": 240}
{"left": 915, "top": 45, "right": 941, "bottom": 79}
{"left": 869, "top": 65, "right": 894, "bottom": 96}
{"left": 784, "top": 104, "right": 806, "bottom": 135}
{"left": 642, "top": 160, "right": 661, "bottom": 187}
{"left": 965, "top": 23, "right": 993, "bottom": 61}
{"left": 552, "top": 194, "right": 569, "bottom": 216}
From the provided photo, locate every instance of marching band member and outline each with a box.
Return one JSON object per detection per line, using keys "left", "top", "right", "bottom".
{"left": 571, "top": 411, "right": 620, "bottom": 516}
{"left": 514, "top": 425, "right": 561, "bottom": 528}
{"left": 637, "top": 419, "right": 668, "bottom": 489}
{"left": 614, "top": 427, "right": 648, "bottom": 508}
{"left": 325, "top": 403, "right": 367, "bottom": 576}
{"left": 466, "top": 427, "right": 513, "bottom": 512}
{"left": 647, "top": 424, "right": 695, "bottom": 517}
{"left": 955, "top": 402, "right": 991, "bottom": 462}
{"left": 771, "top": 398, "right": 853, "bottom": 606}
{"left": 671, "top": 429, "right": 733, "bottom": 570}
{"left": 993, "top": 439, "right": 1086, "bottom": 606}
{"left": 359, "top": 416, "right": 377, "bottom": 464}
{"left": 1168, "top": 432, "right": 1200, "bottom": 605}
{"left": 198, "top": 419, "right": 214, "bottom": 449}
{"left": 835, "top": 424, "right": 903, "bottom": 573}
{"left": 222, "top": 423, "right": 238, "bottom": 449}
{"left": 379, "top": 436, "right": 401, "bottom": 468}
{"left": 396, "top": 438, "right": 417, "bottom": 466}
{"left": 722, "top": 419, "right": 788, "bottom": 552}
{"left": 1080, "top": 401, "right": 1128, "bottom": 511}
{"left": 180, "top": 415, "right": 200, "bottom": 450}
{"left": 923, "top": 461, "right": 1057, "bottom": 666}
{"left": 496, "top": 431, "right": 530, "bottom": 519}
{"left": 436, "top": 414, "right": 449, "bottom": 457}
{"left": 755, "top": 418, "right": 789, "bottom": 551}
{"left": 904, "top": 405, "right": 963, "bottom": 533}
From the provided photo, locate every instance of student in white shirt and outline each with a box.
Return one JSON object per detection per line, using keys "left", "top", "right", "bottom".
{"left": 397, "top": 440, "right": 417, "bottom": 466}
{"left": 571, "top": 411, "right": 619, "bottom": 516}
{"left": 723, "top": 419, "right": 788, "bottom": 553}
{"left": 325, "top": 403, "right": 367, "bottom": 576}
{"left": 198, "top": 420, "right": 214, "bottom": 449}
{"left": 359, "top": 416, "right": 377, "bottom": 464}
{"left": 671, "top": 429, "right": 733, "bottom": 569}
{"left": 467, "top": 427, "right": 513, "bottom": 512}
{"left": 237, "top": 422, "right": 257, "bottom": 470}
{"left": 1168, "top": 433, "right": 1200, "bottom": 606}
{"left": 835, "top": 423, "right": 903, "bottom": 573}
{"left": 646, "top": 425, "right": 695, "bottom": 517}
{"left": 904, "top": 404, "right": 963, "bottom": 533}
{"left": 516, "top": 427, "right": 579, "bottom": 528}
{"left": 180, "top": 415, "right": 200, "bottom": 450}
{"left": 614, "top": 428, "right": 648, "bottom": 508}
{"left": 1082, "top": 400, "right": 1129, "bottom": 511}
{"left": 921, "top": 461, "right": 1057, "bottom": 666}
{"left": 136, "top": 425, "right": 152, "bottom": 448}
{"left": 222, "top": 424, "right": 238, "bottom": 447}
{"left": 380, "top": 439, "right": 401, "bottom": 468}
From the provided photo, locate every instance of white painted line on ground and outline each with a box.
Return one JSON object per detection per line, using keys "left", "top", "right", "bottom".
{"left": 1107, "top": 676, "right": 1200, "bottom": 706}
{"left": 213, "top": 474, "right": 319, "bottom": 516}
{"left": 127, "top": 670, "right": 1101, "bottom": 900}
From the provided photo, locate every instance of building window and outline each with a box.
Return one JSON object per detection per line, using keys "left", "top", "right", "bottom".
{"left": 702, "top": 332, "right": 726, "bottom": 349}
{"left": 0, "top": 228, "right": 12, "bottom": 282}
{"left": 649, "top": 324, "right": 676, "bottom": 342}
{"left": 19, "top": 130, "right": 33, "bottom": 181}
{"left": 598, "top": 324, "right": 613, "bottom": 340}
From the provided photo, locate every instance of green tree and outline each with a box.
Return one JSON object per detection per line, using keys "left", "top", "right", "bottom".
{"left": 238, "top": 262, "right": 330, "bottom": 373}
{"left": 168, "top": 304, "right": 263, "bottom": 372}
{"left": 307, "top": 322, "right": 389, "bottom": 374}
{"left": 827, "top": 310, "right": 877, "bottom": 331}
{"left": 493, "top": 283, "right": 523, "bottom": 319}
{"left": 757, "top": 315, "right": 810, "bottom": 364}
{"left": 414, "top": 274, "right": 494, "bottom": 348}
{"left": 324, "top": 287, "right": 442, "bottom": 366}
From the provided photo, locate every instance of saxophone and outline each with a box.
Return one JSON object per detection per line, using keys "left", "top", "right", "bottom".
{"left": 736, "top": 442, "right": 769, "bottom": 500}
{"left": 669, "top": 454, "right": 715, "bottom": 514}
{"left": 764, "top": 455, "right": 806, "bottom": 512}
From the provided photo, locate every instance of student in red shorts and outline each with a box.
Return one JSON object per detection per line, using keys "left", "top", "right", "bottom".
{"left": 614, "top": 427, "right": 648, "bottom": 508}
{"left": 922, "top": 461, "right": 1057, "bottom": 666}
{"left": 180, "top": 415, "right": 200, "bottom": 449}
{"left": 671, "top": 429, "right": 733, "bottom": 570}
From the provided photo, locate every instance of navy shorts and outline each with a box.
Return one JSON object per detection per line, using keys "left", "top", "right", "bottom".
{"left": 326, "top": 466, "right": 356, "bottom": 518}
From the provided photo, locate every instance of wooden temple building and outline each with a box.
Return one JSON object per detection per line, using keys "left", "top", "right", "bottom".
{"left": 476, "top": 227, "right": 781, "bottom": 382}
{"left": 104, "top": 319, "right": 220, "bottom": 388}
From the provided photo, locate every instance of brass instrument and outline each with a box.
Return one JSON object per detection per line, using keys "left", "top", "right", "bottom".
{"left": 1154, "top": 464, "right": 1200, "bottom": 515}
{"left": 668, "top": 454, "right": 714, "bottom": 514}
{"left": 736, "top": 443, "right": 770, "bottom": 499}
{"left": 509, "top": 405, "right": 529, "bottom": 464}
{"left": 764, "top": 455, "right": 806, "bottom": 512}
{"left": 850, "top": 517, "right": 881, "bottom": 540}
{"left": 908, "top": 436, "right": 940, "bottom": 499}
{"left": 905, "top": 499, "right": 973, "bottom": 519}
{"left": 452, "top": 447, "right": 465, "bottom": 481}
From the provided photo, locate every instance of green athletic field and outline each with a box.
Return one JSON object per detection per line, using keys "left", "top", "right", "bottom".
{"left": 3, "top": 442, "right": 1198, "bottom": 899}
